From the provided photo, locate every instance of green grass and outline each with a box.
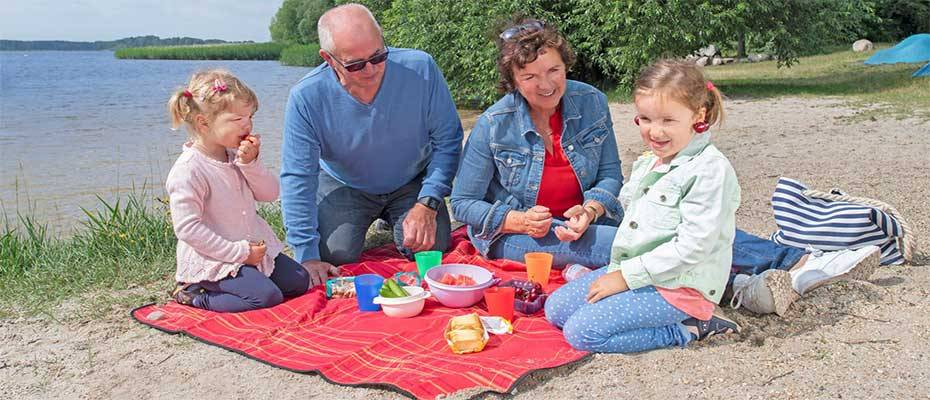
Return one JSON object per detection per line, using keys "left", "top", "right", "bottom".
{"left": 279, "top": 44, "right": 323, "bottom": 67}
{"left": 705, "top": 46, "right": 930, "bottom": 118}
{"left": 603, "top": 47, "right": 930, "bottom": 118}
{"left": 0, "top": 191, "right": 287, "bottom": 318}
{"left": 113, "top": 42, "right": 324, "bottom": 67}
{"left": 114, "top": 42, "right": 287, "bottom": 60}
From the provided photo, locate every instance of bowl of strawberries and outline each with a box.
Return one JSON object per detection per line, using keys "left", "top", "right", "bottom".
{"left": 424, "top": 264, "right": 496, "bottom": 308}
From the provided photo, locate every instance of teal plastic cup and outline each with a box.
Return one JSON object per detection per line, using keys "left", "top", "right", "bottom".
{"left": 414, "top": 250, "right": 442, "bottom": 278}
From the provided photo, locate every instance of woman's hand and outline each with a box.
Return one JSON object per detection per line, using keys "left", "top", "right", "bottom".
{"left": 243, "top": 241, "right": 266, "bottom": 266}
{"left": 505, "top": 206, "right": 553, "bottom": 238}
{"left": 522, "top": 205, "right": 553, "bottom": 238}
{"left": 237, "top": 134, "right": 261, "bottom": 164}
{"left": 554, "top": 204, "right": 595, "bottom": 242}
{"left": 586, "top": 270, "right": 629, "bottom": 303}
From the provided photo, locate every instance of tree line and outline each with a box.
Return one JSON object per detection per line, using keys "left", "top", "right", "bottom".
{"left": 269, "top": 0, "right": 930, "bottom": 106}
{"left": 0, "top": 36, "right": 236, "bottom": 51}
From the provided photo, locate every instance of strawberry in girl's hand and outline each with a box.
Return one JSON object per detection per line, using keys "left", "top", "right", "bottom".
{"left": 237, "top": 134, "right": 261, "bottom": 164}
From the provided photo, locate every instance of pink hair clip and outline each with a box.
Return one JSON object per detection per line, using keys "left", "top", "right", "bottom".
{"left": 182, "top": 90, "right": 193, "bottom": 98}
{"left": 212, "top": 78, "right": 228, "bottom": 93}
{"left": 706, "top": 81, "right": 716, "bottom": 91}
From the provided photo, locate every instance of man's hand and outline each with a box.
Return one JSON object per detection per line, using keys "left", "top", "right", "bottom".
{"left": 586, "top": 270, "right": 629, "bottom": 303}
{"left": 554, "top": 204, "right": 594, "bottom": 242}
{"left": 402, "top": 203, "right": 438, "bottom": 253}
{"left": 301, "top": 259, "right": 339, "bottom": 288}
{"left": 237, "top": 134, "right": 261, "bottom": 164}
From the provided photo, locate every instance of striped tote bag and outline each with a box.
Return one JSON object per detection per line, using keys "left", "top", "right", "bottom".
{"left": 770, "top": 177, "right": 912, "bottom": 265}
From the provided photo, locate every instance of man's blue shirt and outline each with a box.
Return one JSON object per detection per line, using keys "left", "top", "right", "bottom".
{"left": 281, "top": 48, "right": 463, "bottom": 262}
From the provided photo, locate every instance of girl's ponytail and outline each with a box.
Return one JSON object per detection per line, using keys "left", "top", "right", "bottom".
{"left": 704, "top": 82, "right": 725, "bottom": 128}
{"left": 168, "top": 89, "right": 198, "bottom": 130}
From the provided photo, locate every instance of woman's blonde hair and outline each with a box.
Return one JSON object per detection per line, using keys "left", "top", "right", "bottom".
{"left": 633, "top": 59, "right": 725, "bottom": 127}
{"left": 167, "top": 69, "right": 258, "bottom": 132}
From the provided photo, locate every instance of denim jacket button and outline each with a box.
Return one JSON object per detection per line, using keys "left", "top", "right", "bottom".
{"left": 629, "top": 221, "right": 638, "bottom": 229}
{"left": 567, "top": 144, "right": 574, "bottom": 151}
{"left": 660, "top": 194, "right": 667, "bottom": 202}
{"left": 534, "top": 155, "right": 543, "bottom": 161}
{"left": 710, "top": 289, "right": 716, "bottom": 295}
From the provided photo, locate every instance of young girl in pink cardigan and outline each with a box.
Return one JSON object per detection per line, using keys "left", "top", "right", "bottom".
{"left": 166, "top": 69, "right": 309, "bottom": 312}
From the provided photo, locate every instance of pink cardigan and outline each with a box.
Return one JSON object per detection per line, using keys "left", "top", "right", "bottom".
{"left": 166, "top": 143, "right": 285, "bottom": 283}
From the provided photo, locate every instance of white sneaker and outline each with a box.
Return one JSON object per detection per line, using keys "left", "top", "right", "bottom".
{"left": 730, "top": 269, "right": 798, "bottom": 316}
{"left": 789, "top": 245, "right": 881, "bottom": 295}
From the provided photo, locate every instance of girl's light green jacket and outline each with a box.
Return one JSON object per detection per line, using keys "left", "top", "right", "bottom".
{"left": 606, "top": 133, "right": 740, "bottom": 304}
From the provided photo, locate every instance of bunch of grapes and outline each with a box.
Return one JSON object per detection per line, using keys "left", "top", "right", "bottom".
{"left": 510, "top": 280, "right": 543, "bottom": 302}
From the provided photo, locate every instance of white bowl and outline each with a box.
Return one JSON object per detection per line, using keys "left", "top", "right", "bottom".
{"left": 372, "top": 286, "right": 430, "bottom": 318}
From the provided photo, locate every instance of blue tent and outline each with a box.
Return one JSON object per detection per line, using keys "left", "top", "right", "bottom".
{"left": 864, "top": 33, "right": 930, "bottom": 78}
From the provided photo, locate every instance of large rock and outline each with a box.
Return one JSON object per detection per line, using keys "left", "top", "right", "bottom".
{"left": 697, "top": 45, "right": 717, "bottom": 57}
{"left": 695, "top": 56, "right": 709, "bottom": 66}
{"left": 748, "top": 53, "right": 771, "bottom": 62}
{"left": 853, "top": 39, "right": 873, "bottom": 52}
{"left": 711, "top": 56, "right": 724, "bottom": 66}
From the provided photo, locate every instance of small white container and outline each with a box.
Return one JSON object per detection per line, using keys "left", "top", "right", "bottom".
{"left": 562, "top": 264, "right": 592, "bottom": 282}
{"left": 372, "top": 286, "right": 431, "bottom": 318}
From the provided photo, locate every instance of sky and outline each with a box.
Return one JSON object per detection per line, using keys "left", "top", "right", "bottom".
{"left": 1, "top": 0, "right": 285, "bottom": 42}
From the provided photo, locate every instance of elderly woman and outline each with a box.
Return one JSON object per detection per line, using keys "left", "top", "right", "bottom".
{"left": 450, "top": 20, "right": 622, "bottom": 268}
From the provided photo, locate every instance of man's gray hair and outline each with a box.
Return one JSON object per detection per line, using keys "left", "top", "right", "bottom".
{"left": 318, "top": 3, "right": 383, "bottom": 54}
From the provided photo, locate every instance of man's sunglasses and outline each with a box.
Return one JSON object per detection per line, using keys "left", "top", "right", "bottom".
{"left": 499, "top": 20, "right": 545, "bottom": 41}
{"left": 327, "top": 48, "right": 389, "bottom": 72}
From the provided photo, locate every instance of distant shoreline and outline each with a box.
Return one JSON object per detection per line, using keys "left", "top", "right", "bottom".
{"left": 0, "top": 36, "right": 237, "bottom": 51}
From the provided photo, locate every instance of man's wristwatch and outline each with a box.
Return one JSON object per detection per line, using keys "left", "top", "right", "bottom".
{"left": 417, "top": 196, "right": 441, "bottom": 211}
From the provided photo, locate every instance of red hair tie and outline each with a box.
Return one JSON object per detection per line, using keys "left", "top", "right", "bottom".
{"left": 706, "top": 81, "right": 716, "bottom": 91}
{"left": 182, "top": 90, "right": 193, "bottom": 98}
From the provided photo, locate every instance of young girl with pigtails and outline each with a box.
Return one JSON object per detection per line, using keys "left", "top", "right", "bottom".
{"left": 166, "top": 69, "right": 309, "bottom": 312}
{"left": 545, "top": 59, "right": 741, "bottom": 353}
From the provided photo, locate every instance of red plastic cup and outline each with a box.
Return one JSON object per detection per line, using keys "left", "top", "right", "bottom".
{"left": 484, "top": 286, "right": 516, "bottom": 322}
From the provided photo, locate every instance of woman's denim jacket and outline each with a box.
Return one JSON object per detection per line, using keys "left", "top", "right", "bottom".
{"left": 450, "top": 80, "right": 623, "bottom": 255}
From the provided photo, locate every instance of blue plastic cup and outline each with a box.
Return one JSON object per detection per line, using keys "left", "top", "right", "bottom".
{"left": 354, "top": 274, "right": 384, "bottom": 312}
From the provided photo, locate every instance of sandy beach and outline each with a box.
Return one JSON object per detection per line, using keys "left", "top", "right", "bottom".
{"left": 2, "top": 96, "right": 928, "bottom": 399}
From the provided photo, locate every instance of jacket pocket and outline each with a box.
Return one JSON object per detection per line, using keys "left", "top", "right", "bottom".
{"left": 643, "top": 186, "right": 682, "bottom": 229}
{"left": 492, "top": 149, "right": 528, "bottom": 188}
{"left": 574, "top": 122, "right": 609, "bottom": 173}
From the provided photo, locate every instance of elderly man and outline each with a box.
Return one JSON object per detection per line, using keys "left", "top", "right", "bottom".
{"left": 281, "top": 3, "right": 463, "bottom": 286}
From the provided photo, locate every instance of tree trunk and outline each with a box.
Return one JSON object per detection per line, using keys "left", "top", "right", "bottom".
{"left": 737, "top": 32, "right": 747, "bottom": 59}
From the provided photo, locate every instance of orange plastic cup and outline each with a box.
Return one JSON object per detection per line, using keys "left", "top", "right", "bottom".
{"left": 484, "top": 287, "right": 516, "bottom": 322}
{"left": 524, "top": 252, "right": 554, "bottom": 288}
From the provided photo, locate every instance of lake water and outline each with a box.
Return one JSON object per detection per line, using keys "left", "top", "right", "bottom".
{"left": 0, "top": 51, "right": 311, "bottom": 231}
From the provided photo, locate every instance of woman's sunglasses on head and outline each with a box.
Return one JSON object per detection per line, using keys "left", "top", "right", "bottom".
{"left": 499, "top": 20, "right": 545, "bottom": 41}
{"left": 328, "top": 48, "right": 389, "bottom": 72}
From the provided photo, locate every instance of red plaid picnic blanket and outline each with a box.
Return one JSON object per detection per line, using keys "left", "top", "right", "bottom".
{"left": 131, "top": 228, "right": 589, "bottom": 399}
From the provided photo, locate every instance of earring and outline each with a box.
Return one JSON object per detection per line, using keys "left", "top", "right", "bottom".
{"left": 692, "top": 121, "right": 709, "bottom": 133}
{"left": 634, "top": 116, "right": 640, "bottom": 126}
